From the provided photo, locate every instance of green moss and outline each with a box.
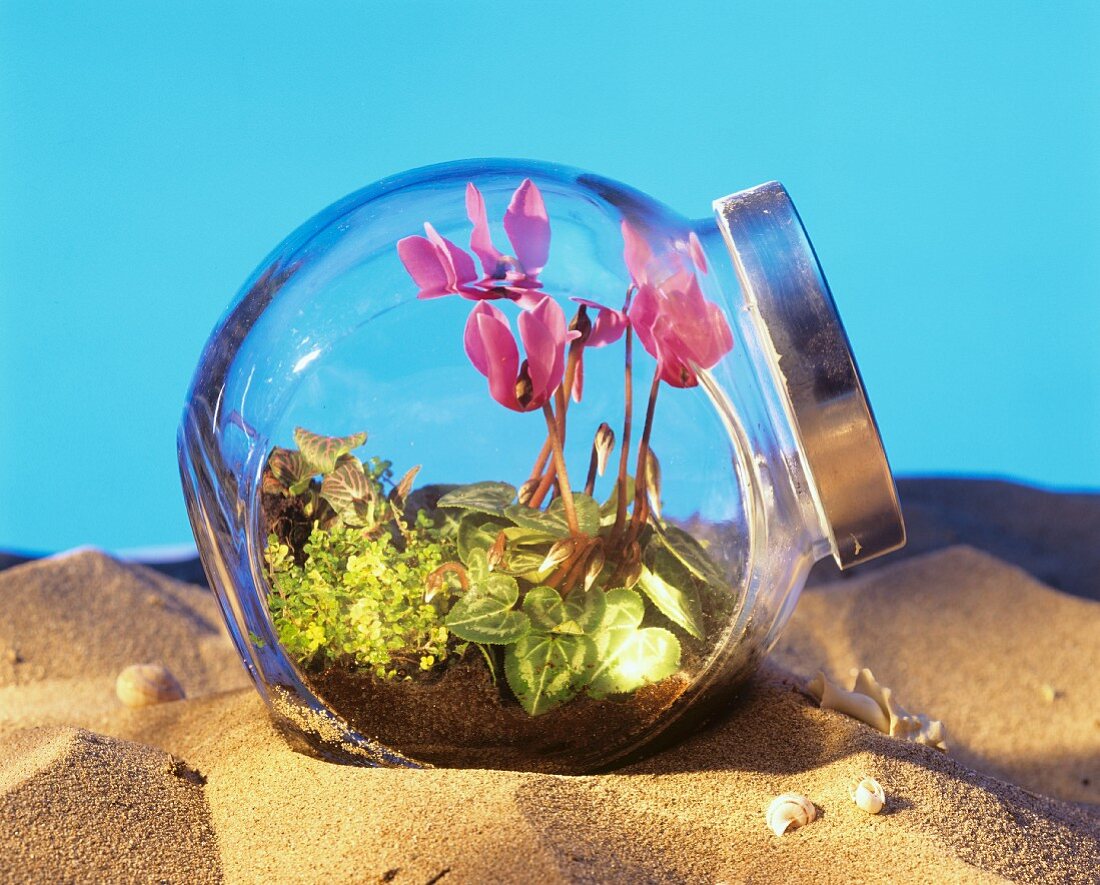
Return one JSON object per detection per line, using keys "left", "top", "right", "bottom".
{"left": 264, "top": 523, "right": 456, "bottom": 679}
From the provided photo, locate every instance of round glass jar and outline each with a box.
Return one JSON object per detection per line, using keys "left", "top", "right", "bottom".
{"left": 178, "top": 159, "right": 904, "bottom": 773}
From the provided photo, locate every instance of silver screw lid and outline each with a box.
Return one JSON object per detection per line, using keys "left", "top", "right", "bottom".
{"left": 713, "top": 181, "right": 905, "bottom": 569}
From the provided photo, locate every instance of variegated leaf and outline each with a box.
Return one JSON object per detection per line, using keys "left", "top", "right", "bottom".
{"left": 319, "top": 455, "right": 371, "bottom": 514}
{"left": 293, "top": 427, "right": 367, "bottom": 475}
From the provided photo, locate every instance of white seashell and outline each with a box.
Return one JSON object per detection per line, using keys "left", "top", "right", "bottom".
{"left": 766, "top": 792, "right": 816, "bottom": 836}
{"left": 807, "top": 669, "right": 948, "bottom": 752}
{"left": 116, "top": 663, "right": 185, "bottom": 708}
{"left": 849, "top": 776, "right": 886, "bottom": 814}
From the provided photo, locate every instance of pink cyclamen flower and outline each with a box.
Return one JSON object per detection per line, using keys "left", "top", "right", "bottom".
{"left": 465, "top": 179, "right": 550, "bottom": 305}
{"left": 621, "top": 221, "right": 733, "bottom": 388}
{"left": 396, "top": 222, "right": 480, "bottom": 300}
{"left": 463, "top": 295, "right": 579, "bottom": 412}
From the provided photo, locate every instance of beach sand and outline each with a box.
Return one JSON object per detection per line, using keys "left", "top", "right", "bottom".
{"left": 1, "top": 481, "right": 1098, "bottom": 882}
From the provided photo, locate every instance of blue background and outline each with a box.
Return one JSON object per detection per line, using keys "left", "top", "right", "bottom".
{"left": 2, "top": 1, "right": 1098, "bottom": 552}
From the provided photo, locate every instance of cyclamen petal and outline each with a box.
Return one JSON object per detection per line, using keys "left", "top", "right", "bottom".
{"left": 504, "top": 179, "right": 550, "bottom": 276}
{"left": 463, "top": 296, "right": 573, "bottom": 412}
{"left": 464, "top": 302, "right": 522, "bottom": 410}
{"left": 424, "top": 223, "right": 478, "bottom": 291}
{"left": 466, "top": 183, "right": 506, "bottom": 277}
{"left": 621, "top": 221, "right": 654, "bottom": 288}
{"left": 588, "top": 306, "right": 628, "bottom": 348}
{"left": 518, "top": 307, "right": 559, "bottom": 404}
{"left": 397, "top": 235, "right": 452, "bottom": 297}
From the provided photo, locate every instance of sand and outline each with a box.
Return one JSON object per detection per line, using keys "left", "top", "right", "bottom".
{"left": 1, "top": 482, "right": 1099, "bottom": 883}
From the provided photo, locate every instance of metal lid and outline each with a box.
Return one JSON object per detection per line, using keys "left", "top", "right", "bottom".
{"left": 713, "top": 181, "right": 905, "bottom": 569}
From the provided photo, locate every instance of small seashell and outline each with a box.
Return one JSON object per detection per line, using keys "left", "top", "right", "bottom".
{"left": 116, "top": 663, "right": 185, "bottom": 708}
{"left": 849, "top": 776, "right": 886, "bottom": 814}
{"left": 766, "top": 792, "right": 816, "bottom": 836}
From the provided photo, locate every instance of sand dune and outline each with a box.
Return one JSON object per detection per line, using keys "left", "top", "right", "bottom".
{"left": 0, "top": 533, "right": 1098, "bottom": 882}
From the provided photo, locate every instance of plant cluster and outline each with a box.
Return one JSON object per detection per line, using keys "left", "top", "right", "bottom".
{"left": 432, "top": 479, "right": 724, "bottom": 714}
{"left": 262, "top": 427, "right": 457, "bottom": 678}
{"left": 259, "top": 177, "right": 737, "bottom": 718}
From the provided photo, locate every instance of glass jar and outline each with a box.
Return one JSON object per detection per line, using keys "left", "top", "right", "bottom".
{"left": 178, "top": 159, "right": 904, "bottom": 773}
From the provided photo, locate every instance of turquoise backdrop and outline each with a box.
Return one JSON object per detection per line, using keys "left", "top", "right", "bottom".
{"left": 2, "top": 1, "right": 1097, "bottom": 551}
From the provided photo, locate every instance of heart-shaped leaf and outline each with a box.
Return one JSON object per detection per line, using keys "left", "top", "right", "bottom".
{"left": 503, "top": 504, "right": 572, "bottom": 537}
{"left": 266, "top": 447, "right": 312, "bottom": 494}
{"left": 437, "top": 481, "right": 517, "bottom": 515}
{"left": 587, "top": 626, "right": 680, "bottom": 697}
{"left": 561, "top": 587, "right": 607, "bottom": 634}
{"left": 505, "top": 632, "right": 596, "bottom": 715}
{"left": 293, "top": 427, "right": 367, "bottom": 475}
{"left": 464, "top": 548, "right": 490, "bottom": 583}
{"left": 444, "top": 574, "right": 530, "bottom": 644}
{"left": 319, "top": 455, "right": 370, "bottom": 514}
{"left": 598, "top": 587, "right": 645, "bottom": 630}
{"left": 523, "top": 586, "right": 565, "bottom": 631}
{"left": 636, "top": 554, "right": 704, "bottom": 639}
{"left": 521, "top": 586, "right": 607, "bottom": 636}
{"left": 547, "top": 493, "right": 602, "bottom": 536}
{"left": 457, "top": 515, "right": 510, "bottom": 566}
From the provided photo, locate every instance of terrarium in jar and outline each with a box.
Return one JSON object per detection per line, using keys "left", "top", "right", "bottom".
{"left": 178, "top": 159, "right": 905, "bottom": 773}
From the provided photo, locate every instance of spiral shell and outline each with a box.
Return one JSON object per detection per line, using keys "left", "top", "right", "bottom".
{"left": 116, "top": 663, "right": 185, "bottom": 708}
{"left": 849, "top": 776, "right": 886, "bottom": 814}
{"left": 766, "top": 792, "right": 816, "bottom": 836}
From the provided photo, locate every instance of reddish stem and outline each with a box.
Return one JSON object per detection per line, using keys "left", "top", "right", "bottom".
{"left": 629, "top": 369, "right": 662, "bottom": 537}
{"left": 542, "top": 403, "right": 579, "bottom": 534}
{"left": 611, "top": 326, "right": 634, "bottom": 541}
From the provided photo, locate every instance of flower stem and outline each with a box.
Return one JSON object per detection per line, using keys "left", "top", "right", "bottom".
{"left": 524, "top": 437, "right": 553, "bottom": 500}
{"left": 611, "top": 326, "right": 634, "bottom": 541}
{"left": 583, "top": 446, "right": 599, "bottom": 497}
{"left": 542, "top": 403, "right": 580, "bottom": 534}
{"left": 528, "top": 340, "right": 584, "bottom": 508}
{"left": 630, "top": 369, "right": 662, "bottom": 536}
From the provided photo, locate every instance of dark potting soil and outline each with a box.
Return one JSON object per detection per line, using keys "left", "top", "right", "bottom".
{"left": 304, "top": 650, "right": 690, "bottom": 774}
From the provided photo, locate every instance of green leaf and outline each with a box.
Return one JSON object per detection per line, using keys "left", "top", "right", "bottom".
{"left": 497, "top": 549, "right": 549, "bottom": 578}
{"left": 598, "top": 587, "right": 645, "bottom": 630}
{"left": 636, "top": 555, "right": 705, "bottom": 639}
{"left": 444, "top": 574, "right": 530, "bottom": 644}
{"left": 547, "top": 494, "right": 602, "bottom": 536}
{"left": 560, "top": 587, "right": 607, "bottom": 634}
{"left": 340, "top": 496, "right": 378, "bottom": 528}
{"left": 464, "top": 548, "right": 490, "bottom": 583}
{"left": 655, "top": 525, "right": 726, "bottom": 587}
{"left": 503, "top": 504, "right": 572, "bottom": 537}
{"left": 521, "top": 586, "right": 607, "bottom": 635}
{"left": 505, "top": 632, "right": 596, "bottom": 715}
{"left": 502, "top": 526, "right": 558, "bottom": 546}
{"left": 457, "top": 515, "right": 509, "bottom": 565}
{"left": 437, "top": 481, "right": 517, "bottom": 515}
{"left": 266, "top": 447, "right": 312, "bottom": 493}
{"left": 523, "top": 586, "right": 565, "bottom": 631}
{"left": 288, "top": 476, "right": 315, "bottom": 497}
{"left": 588, "top": 626, "right": 680, "bottom": 697}
{"left": 319, "top": 454, "right": 370, "bottom": 514}
{"left": 293, "top": 427, "right": 367, "bottom": 475}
